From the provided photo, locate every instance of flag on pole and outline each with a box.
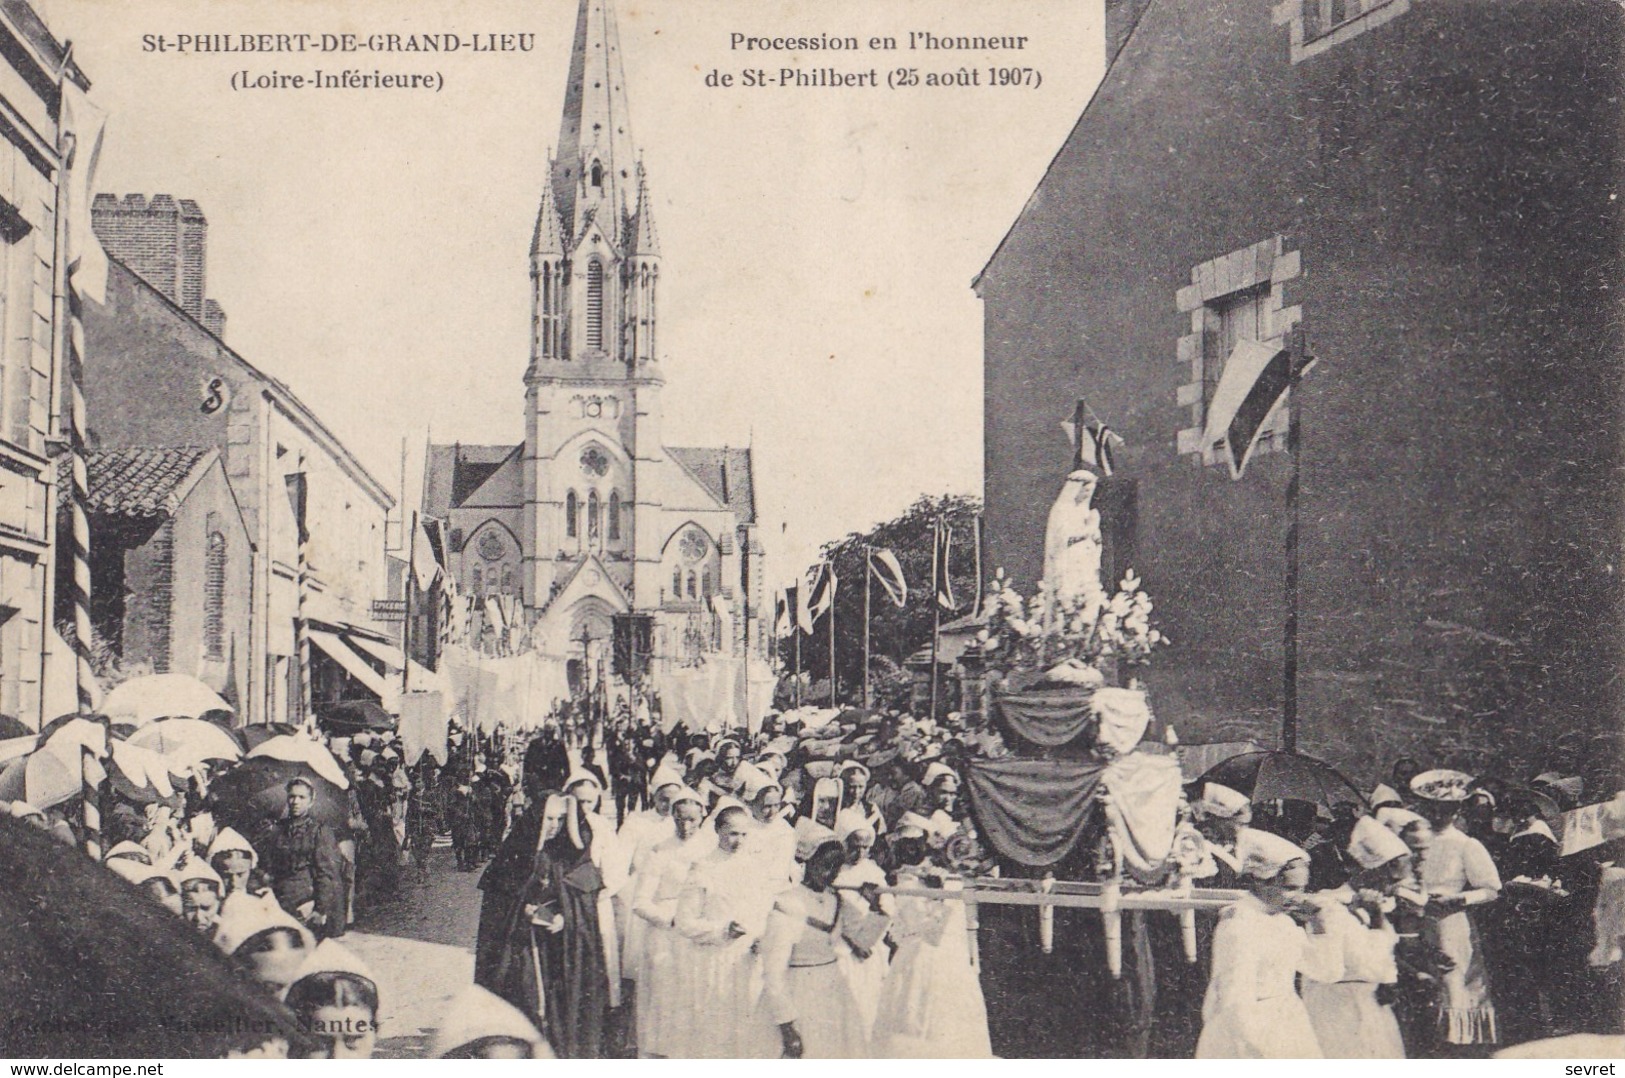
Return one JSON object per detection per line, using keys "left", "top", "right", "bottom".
{"left": 868, "top": 548, "right": 908, "bottom": 607}
{"left": 62, "top": 80, "right": 108, "bottom": 306}
{"left": 412, "top": 519, "right": 442, "bottom": 592}
{"left": 801, "top": 561, "right": 836, "bottom": 633}
{"left": 774, "top": 587, "right": 795, "bottom": 637}
{"left": 1201, "top": 338, "right": 1316, "bottom": 479}
{"left": 1061, "top": 403, "right": 1126, "bottom": 477}
{"left": 934, "top": 520, "right": 957, "bottom": 611}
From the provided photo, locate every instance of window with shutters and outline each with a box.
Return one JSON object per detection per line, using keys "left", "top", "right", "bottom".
{"left": 1175, "top": 237, "right": 1302, "bottom": 467}
{"left": 585, "top": 260, "right": 604, "bottom": 350}
{"left": 204, "top": 531, "right": 227, "bottom": 659}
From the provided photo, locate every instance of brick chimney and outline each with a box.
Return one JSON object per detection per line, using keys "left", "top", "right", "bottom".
{"left": 92, "top": 193, "right": 227, "bottom": 337}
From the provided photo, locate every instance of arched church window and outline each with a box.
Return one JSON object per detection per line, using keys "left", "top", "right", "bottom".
{"left": 672, "top": 566, "right": 682, "bottom": 599}
{"left": 588, "top": 491, "right": 601, "bottom": 542}
{"left": 686, "top": 571, "right": 697, "bottom": 600}
{"left": 591, "top": 161, "right": 604, "bottom": 188}
{"left": 472, "top": 566, "right": 483, "bottom": 595}
{"left": 608, "top": 492, "right": 621, "bottom": 542}
{"left": 502, "top": 566, "right": 514, "bottom": 593}
{"left": 586, "top": 260, "right": 604, "bottom": 350}
{"left": 566, "top": 490, "right": 579, "bottom": 538}
{"left": 701, "top": 569, "right": 712, "bottom": 599}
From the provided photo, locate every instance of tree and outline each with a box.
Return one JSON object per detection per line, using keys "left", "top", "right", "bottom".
{"left": 780, "top": 493, "right": 982, "bottom": 704}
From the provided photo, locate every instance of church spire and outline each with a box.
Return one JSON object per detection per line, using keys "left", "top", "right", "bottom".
{"left": 531, "top": 155, "right": 564, "bottom": 257}
{"left": 628, "top": 160, "right": 660, "bottom": 258}
{"left": 552, "top": 0, "right": 637, "bottom": 245}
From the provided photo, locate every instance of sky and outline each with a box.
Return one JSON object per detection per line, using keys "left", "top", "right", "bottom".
{"left": 43, "top": 0, "right": 1105, "bottom": 586}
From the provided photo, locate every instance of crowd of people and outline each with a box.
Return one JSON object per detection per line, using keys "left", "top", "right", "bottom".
{"left": 5, "top": 699, "right": 1622, "bottom": 1060}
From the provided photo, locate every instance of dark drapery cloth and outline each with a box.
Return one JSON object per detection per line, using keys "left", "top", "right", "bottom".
{"left": 965, "top": 756, "right": 1106, "bottom": 867}
{"left": 993, "top": 688, "right": 1099, "bottom": 749}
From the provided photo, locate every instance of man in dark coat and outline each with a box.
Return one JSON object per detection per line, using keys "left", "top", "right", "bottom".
{"left": 258, "top": 778, "right": 345, "bottom": 938}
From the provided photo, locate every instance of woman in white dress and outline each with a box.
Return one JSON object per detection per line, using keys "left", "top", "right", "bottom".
{"left": 1302, "top": 816, "right": 1411, "bottom": 1058}
{"left": 1410, "top": 769, "right": 1502, "bottom": 1050}
{"left": 629, "top": 788, "right": 707, "bottom": 1058}
{"left": 1196, "top": 829, "right": 1340, "bottom": 1058}
{"left": 872, "top": 830, "right": 994, "bottom": 1058}
{"left": 832, "top": 807, "right": 892, "bottom": 1036}
{"left": 756, "top": 840, "right": 872, "bottom": 1058}
{"left": 672, "top": 805, "right": 771, "bottom": 1058}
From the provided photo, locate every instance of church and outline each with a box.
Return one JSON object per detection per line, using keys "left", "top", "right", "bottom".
{"left": 423, "top": 0, "right": 768, "bottom": 701}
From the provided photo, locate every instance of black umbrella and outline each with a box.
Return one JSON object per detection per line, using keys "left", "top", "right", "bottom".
{"left": 0, "top": 817, "right": 313, "bottom": 1057}
{"left": 208, "top": 755, "right": 351, "bottom": 833}
{"left": 317, "top": 698, "right": 397, "bottom": 734}
{"left": 237, "top": 722, "right": 302, "bottom": 751}
{"left": 1198, "top": 750, "right": 1367, "bottom": 812}
{"left": 0, "top": 712, "right": 30, "bottom": 739}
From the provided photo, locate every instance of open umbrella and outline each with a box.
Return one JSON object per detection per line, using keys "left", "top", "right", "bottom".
{"left": 128, "top": 717, "right": 244, "bottom": 770}
{"left": 102, "top": 673, "right": 233, "bottom": 727}
{"left": 0, "top": 749, "right": 79, "bottom": 810}
{"left": 1197, "top": 750, "right": 1367, "bottom": 812}
{"left": 0, "top": 712, "right": 30, "bottom": 739}
{"left": 208, "top": 755, "right": 351, "bottom": 833}
{"left": 0, "top": 732, "right": 35, "bottom": 766}
{"left": 239, "top": 722, "right": 301, "bottom": 752}
{"left": 245, "top": 733, "right": 349, "bottom": 788}
{"left": 318, "top": 698, "right": 397, "bottom": 734}
{"left": 0, "top": 816, "right": 313, "bottom": 1057}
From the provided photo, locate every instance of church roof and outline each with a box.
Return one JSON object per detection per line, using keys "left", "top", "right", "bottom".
{"left": 423, "top": 443, "right": 521, "bottom": 517}
{"left": 667, "top": 446, "right": 756, "bottom": 523}
{"left": 552, "top": 0, "right": 638, "bottom": 243}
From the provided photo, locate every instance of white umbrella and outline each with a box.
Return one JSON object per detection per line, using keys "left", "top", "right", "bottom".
{"left": 0, "top": 733, "right": 36, "bottom": 766}
{"left": 107, "top": 740, "right": 176, "bottom": 801}
{"left": 245, "top": 734, "right": 349, "bottom": 789}
{"left": 102, "top": 674, "right": 233, "bottom": 727}
{"left": 127, "top": 719, "right": 242, "bottom": 770}
{"left": 0, "top": 750, "right": 79, "bottom": 810}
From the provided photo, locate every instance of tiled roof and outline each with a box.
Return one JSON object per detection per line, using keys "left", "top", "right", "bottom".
{"left": 78, "top": 447, "right": 216, "bottom": 517}
{"left": 667, "top": 446, "right": 756, "bottom": 523}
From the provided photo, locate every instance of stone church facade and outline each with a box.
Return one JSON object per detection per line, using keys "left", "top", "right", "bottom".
{"left": 424, "top": 0, "right": 767, "bottom": 680}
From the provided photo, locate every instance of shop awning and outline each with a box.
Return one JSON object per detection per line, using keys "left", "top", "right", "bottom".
{"left": 347, "top": 634, "right": 405, "bottom": 669}
{"left": 308, "top": 629, "right": 388, "bottom": 699}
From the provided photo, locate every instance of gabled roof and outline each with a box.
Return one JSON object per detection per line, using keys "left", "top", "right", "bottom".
{"left": 542, "top": 552, "right": 631, "bottom": 617}
{"left": 973, "top": 0, "right": 1158, "bottom": 290}
{"left": 423, "top": 443, "right": 522, "bottom": 517}
{"left": 666, "top": 446, "right": 756, "bottom": 523}
{"left": 81, "top": 446, "right": 216, "bottom": 517}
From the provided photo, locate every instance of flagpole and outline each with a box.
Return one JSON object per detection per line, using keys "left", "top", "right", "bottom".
{"left": 1282, "top": 325, "right": 1306, "bottom": 754}
{"left": 862, "top": 546, "right": 872, "bottom": 710}
{"left": 294, "top": 451, "right": 313, "bottom": 731}
{"left": 929, "top": 518, "right": 941, "bottom": 721}
{"left": 403, "top": 510, "right": 416, "bottom": 696}
{"left": 793, "top": 622, "right": 801, "bottom": 708}
{"left": 828, "top": 562, "right": 838, "bottom": 708}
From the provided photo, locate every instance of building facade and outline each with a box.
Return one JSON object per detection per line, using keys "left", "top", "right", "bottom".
{"left": 977, "top": 0, "right": 1623, "bottom": 780}
{"left": 83, "top": 249, "right": 396, "bottom": 726}
{"left": 66, "top": 447, "right": 254, "bottom": 702}
{"left": 424, "top": 0, "right": 768, "bottom": 693}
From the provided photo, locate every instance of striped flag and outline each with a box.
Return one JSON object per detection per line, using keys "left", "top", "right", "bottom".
{"left": 1202, "top": 338, "right": 1316, "bottom": 479}
{"left": 774, "top": 587, "right": 794, "bottom": 636}
{"left": 868, "top": 548, "right": 908, "bottom": 607}
{"left": 1061, "top": 400, "right": 1125, "bottom": 477}
{"left": 934, "top": 519, "right": 957, "bottom": 611}
{"left": 801, "top": 561, "right": 836, "bottom": 633}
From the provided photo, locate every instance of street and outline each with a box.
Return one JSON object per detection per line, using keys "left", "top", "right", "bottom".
{"left": 345, "top": 842, "right": 483, "bottom": 1059}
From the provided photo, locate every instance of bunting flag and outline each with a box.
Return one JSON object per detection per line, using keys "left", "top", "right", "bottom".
{"left": 934, "top": 519, "right": 957, "bottom": 611}
{"left": 412, "top": 518, "right": 442, "bottom": 592}
{"left": 802, "top": 561, "right": 837, "bottom": 633}
{"left": 869, "top": 547, "right": 908, "bottom": 607}
{"left": 283, "top": 467, "right": 312, "bottom": 727}
{"left": 1201, "top": 338, "right": 1317, "bottom": 479}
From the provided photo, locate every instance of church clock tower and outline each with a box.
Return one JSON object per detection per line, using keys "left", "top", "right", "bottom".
{"left": 523, "top": 0, "right": 665, "bottom": 613}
